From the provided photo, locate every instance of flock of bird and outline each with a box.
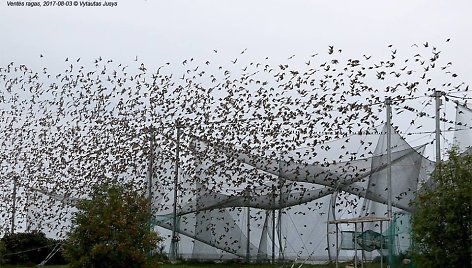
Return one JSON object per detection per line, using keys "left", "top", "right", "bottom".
{"left": 0, "top": 40, "right": 469, "bottom": 257}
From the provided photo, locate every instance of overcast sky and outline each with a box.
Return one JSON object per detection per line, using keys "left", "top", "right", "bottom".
{"left": 1, "top": 0, "right": 471, "bottom": 77}
{"left": 1, "top": 0, "right": 472, "bottom": 156}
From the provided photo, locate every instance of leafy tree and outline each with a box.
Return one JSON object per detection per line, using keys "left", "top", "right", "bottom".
{"left": 0, "top": 240, "right": 5, "bottom": 264}
{"left": 0, "top": 231, "right": 65, "bottom": 265}
{"left": 412, "top": 149, "right": 472, "bottom": 267}
{"left": 63, "top": 183, "right": 161, "bottom": 268}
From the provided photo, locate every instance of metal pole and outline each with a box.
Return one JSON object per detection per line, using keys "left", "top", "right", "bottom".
{"left": 146, "top": 126, "right": 155, "bottom": 257}
{"left": 147, "top": 126, "right": 155, "bottom": 221}
{"left": 336, "top": 223, "right": 339, "bottom": 268}
{"left": 380, "top": 221, "right": 383, "bottom": 268}
{"left": 246, "top": 194, "right": 251, "bottom": 263}
{"left": 11, "top": 175, "right": 17, "bottom": 234}
{"left": 25, "top": 190, "right": 30, "bottom": 232}
{"left": 385, "top": 97, "right": 393, "bottom": 268}
{"left": 435, "top": 90, "right": 442, "bottom": 164}
{"left": 277, "top": 158, "right": 284, "bottom": 260}
{"left": 328, "top": 192, "right": 337, "bottom": 263}
{"left": 361, "top": 222, "right": 364, "bottom": 268}
{"left": 170, "top": 123, "right": 181, "bottom": 261}
{"left": 385, "top": 97, "right": 392, "bottom": 220}
{"left": 272, "top": 185, "right": 276, "bottom": 264}
{"left": 277, "top": 208, "right": 283, "bottom": 260}
{"left": 354, "top": 222, "right": 358, "bottom": 268}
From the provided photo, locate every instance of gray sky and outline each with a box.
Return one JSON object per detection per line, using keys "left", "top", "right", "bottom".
{"left": 1, "top": 0, "right": 471, "bottom": 157}
{"left": 1, "top": 0, "right": 472, "bottom": 79}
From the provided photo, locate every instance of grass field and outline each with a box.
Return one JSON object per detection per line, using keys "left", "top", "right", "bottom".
{"left": 158, "top": 263, "right": 383, "bottom": 268}
{"left": 0, "top": 262, "right": 387, "bottom": 268}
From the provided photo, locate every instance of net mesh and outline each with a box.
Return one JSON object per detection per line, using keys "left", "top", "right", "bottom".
{"left": 149, "top": 123, "right": 439, "bottom": 262}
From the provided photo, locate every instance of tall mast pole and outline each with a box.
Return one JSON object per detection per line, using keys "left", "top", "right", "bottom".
{"left": 277, "top": 159, "right": 284, "bottom": 260}
{"left": 385, "top": 97, "right": 392, "bottom": 221}
{"left": 170, "top": 122, "right": 181, "bottom": 261}
{"left": 11, "top": 175, "right": 18, "bottom": 234}
{"left": 435, "top": 90, "right": 442, "bottom": 164}
{"left": 246, "top": 187, "right": 251, "bottom": 263}
{"left": 271, "top": 184, "right": 276, "bottom": 264}
{"left": 146, "top": 126, "right": 155, "bottom": 257}
{"left": 147, "top": 126, "right": 155, "bottom": 221}
{"left": 385, "top": 97, "right": 393, "bottom": 266}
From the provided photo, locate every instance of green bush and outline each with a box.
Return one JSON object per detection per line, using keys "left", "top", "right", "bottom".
{"left": 411, "top": 149, "right": 472, "bottom": 267}
{"left": 63, "top": 182, "right": 162, "bottom": 268}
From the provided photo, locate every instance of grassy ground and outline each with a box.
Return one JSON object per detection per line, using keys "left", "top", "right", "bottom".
{"left": 0, "top": 264, "right": 69, "bottom": 268}
{"left": 159, "top": 262, "right": 383, "bottom": 268}
{"left": 0, "top": 262, "right": 386, "bottom": 268}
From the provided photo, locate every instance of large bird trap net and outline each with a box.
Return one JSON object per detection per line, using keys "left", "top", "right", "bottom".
{"left": 148, "top": 123, "right": 437, "bottom": 263}
{"left": 0, "top": 44, "right": 471, "bottom": 265}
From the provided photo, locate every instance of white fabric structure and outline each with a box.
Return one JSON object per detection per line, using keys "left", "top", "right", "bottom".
{"left": 152, "top": 123, "right": 437, "bottom": 262}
